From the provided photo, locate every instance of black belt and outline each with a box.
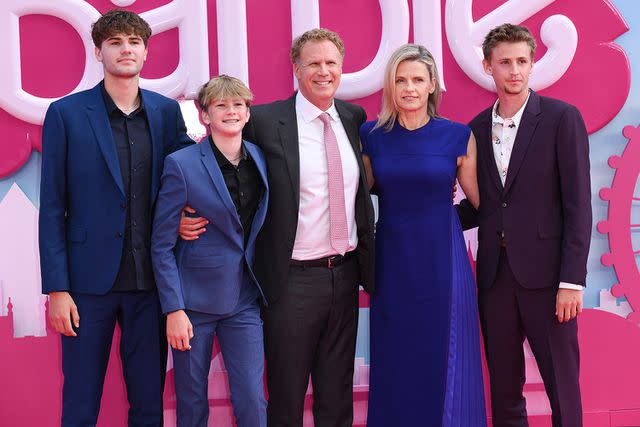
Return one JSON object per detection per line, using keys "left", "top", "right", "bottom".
{"left": 290, "top": 251, "right": 354, "bottom": 269}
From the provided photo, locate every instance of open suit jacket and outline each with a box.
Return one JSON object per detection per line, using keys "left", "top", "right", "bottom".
{"left": 242, "top": 94, "right": 375, "bottom": 304}
{"left": 150, "top": 141, "right": 269, "bottom": 315}
{"left": 459, "top": 90, "right": 592, "bottom": 289}
{"left": 39, "top": 82, "right": 193, "bottom": 295}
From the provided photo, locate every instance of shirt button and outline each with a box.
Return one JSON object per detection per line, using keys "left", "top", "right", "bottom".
{"left": 132, "top": 194, "right": 137, "bottom": 200}
{"left": 117, "top": 232, "right": 123, "bottom": 238}
{"left": 240, "top": 192, "right": 244, "bottom": 197}
{"left": 132, "top": 220, "right": 137, "bottom": 226}
{"left": 502, "top": 202, "right": 507, "bottom": 208}
{"left": 130, "top": 140, "right": 134, "bottom": 145}
{"left": 120, "top": 203, "right": 126, "bottom": 210}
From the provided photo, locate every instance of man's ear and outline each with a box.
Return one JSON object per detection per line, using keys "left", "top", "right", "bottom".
{"left": 95, "top": 46, "right": 103, "bottom": 63}
{"left": 482, "top": 59, "right": 492, "bottom": 76}
{"left": 293, "top": 62, "right": 301, "bottom": 81}
{"left": 200, "top": 109, "right": 210, "bottom": 126}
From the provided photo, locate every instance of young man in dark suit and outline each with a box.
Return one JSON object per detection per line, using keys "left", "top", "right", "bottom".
{"left": 39, "top": 10, "right": 192, "bottom": 426}
{"left": 458, "top": 24, "right": 591, "bottom": 427}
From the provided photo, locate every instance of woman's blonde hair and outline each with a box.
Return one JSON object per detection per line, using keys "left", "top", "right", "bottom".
{"left": 375, "top": 44, "right": 441, "bottom": 131}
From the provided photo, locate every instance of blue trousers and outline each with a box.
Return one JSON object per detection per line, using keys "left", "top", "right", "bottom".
{"left": 172, "top": 297, "right": 266, "bottom": 427}
{"left": 61, "top": 290, "right": 167, "bottom": 427}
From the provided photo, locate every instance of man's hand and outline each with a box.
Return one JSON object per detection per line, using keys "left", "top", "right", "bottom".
{"left": 167, "top": 310, "right": 194, "bottom": 351}
{"left": 48, "top": 291, "right": 80, "bottom": 336}
{"left": 179, "top": 206, "right": 208, "bottom": 241}
{"left": 555, "top": 288, "right": 583, "bottom": 323}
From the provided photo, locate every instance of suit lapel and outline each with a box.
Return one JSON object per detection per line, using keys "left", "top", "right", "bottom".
{"left": 478, "top": 112, "right": 503, "bottom": 192}
{"left": 86, "top": 85, "right": 125, "bottom": 196}
{"left": 277, "top": 96, "right": 301, "bottom": 208}
{"left": 503, "top": 91, "right": 541, "bottom": 194}
{"left": 244, "top": 142, "right": 269, "bottom": 248}
{"left": 199, "top": 141, "right": 241, "bottom": 225}
{"left": 335, "top": 100, "right": 369, "bottom": 197}
{"left": 335, "top": 100, "right": 358, "bottom": 151}
{"left": 142, "top": 89, "right": 163, "bottom": 206}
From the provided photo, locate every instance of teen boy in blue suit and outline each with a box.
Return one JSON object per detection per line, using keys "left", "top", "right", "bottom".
{"left": 151, "top": 76, "right": 269, "bottom": 427}
{"left": 39, "top": 10, "right": 192, "bottom": 427}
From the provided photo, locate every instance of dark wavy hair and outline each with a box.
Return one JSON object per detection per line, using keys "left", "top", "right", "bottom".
{"left": 91, "top": 9, "right": 152, "bottom": 48}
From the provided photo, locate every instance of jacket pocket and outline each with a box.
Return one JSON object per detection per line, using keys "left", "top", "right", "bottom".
{"left": 182, "top": 254, "right": 225, "bottom": 268}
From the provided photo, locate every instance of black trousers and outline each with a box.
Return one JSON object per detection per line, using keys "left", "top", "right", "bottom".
{"left": 478, "top": 248, "right": 582, "bottom": 427}
{"left": 262, "top": 256, "right": 359, "bottom": 427}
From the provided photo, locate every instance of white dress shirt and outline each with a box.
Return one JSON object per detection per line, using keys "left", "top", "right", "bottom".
{"left": 292, "top": 92, "right": 359, "bottom": 260}
{"left": 491, "top": 94, "right": 583, "bottom": 291}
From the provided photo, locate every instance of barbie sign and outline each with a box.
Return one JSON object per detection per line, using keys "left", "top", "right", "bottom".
{"left": 0, "top": 0, "right": 630, "bottom": 178}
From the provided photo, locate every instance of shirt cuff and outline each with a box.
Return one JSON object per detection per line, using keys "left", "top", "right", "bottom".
{"left": 559, "top": 282, "right": 584, "bottom": 291}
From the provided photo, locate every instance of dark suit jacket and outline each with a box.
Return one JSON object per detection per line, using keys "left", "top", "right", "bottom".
{"left": 39, "top": 82, "right": 192, "bottom": 295}
{"left": 243, "top": 95, "right": 375, "bottom": 304}
{"left": 151, "top": 141, "right": 269, "bottom": 315}
{"left": 459, "top": 90, "right": 591, "bottom": 289}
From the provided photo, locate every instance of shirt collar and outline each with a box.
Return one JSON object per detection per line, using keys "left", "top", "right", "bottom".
{"left": 491, "top": 90, "right": 530, "bottom": 127}
{"left": 209, "top": 135, "right": 248, "bottom": 168}
{"left": 100, "top": 80, "right": 145, "bottom": 116}
{"left": 295, "top": 91, "right": 340, "bottom": 123}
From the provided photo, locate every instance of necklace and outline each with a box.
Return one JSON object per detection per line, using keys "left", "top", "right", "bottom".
{"left": 119, "top": 96, "right": 140, "bottom": 115}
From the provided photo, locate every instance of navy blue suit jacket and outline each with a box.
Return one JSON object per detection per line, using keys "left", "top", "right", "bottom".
{"left": 460, "top": 91, "right": 592, "bottom": 289}
{"left": 39, "top": 82, "right": 193, "bottom": 295}
{"left": 151, "top": 141, "right": 269, "bottom": 315}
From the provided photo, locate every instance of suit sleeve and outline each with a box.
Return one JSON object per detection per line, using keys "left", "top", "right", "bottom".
{"left": 455, "top": 199, "right": 479, "bottom": 231}
{"left": 556, "top": 105, "right": 592, "bottom": 286}
{"left": 355, "top": 104, "right": 367, "bottom": 128}
{"left": 151, "top": 156, "right": 189, "bottom": 314}
{"left": 39, "top": 103, "right": 70, "bottom": 294}
{"left": 166, "top": 100, "right": 194, "bottom": 156}
{"left": 242, "top": 114, "right": 258, "bottom": 145}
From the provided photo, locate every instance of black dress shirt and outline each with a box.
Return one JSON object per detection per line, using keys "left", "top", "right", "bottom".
{"left": 209, "top": 136, "right": 262, "bottom": 245}
{"left": 101, "top": 83, "right": 154, "bottom": 292}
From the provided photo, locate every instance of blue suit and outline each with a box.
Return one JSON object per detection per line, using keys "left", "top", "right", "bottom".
{"left": 39, "top": 82, "right": 192, "bottom": 427}
{"left": 151, "top": 140, "right": 269, "bottom": 427}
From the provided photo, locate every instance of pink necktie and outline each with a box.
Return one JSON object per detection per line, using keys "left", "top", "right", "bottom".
{"left": 318, "top": 112, "right": 349, "bottom": 255}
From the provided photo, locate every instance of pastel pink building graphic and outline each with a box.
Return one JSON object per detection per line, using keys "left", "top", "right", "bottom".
{"left": 0, "top": 183, "right": 47, "bottom": 338}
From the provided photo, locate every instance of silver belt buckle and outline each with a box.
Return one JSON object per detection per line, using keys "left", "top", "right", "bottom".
{"left": 327, "top": 255, "right": 338, "bottom": 268}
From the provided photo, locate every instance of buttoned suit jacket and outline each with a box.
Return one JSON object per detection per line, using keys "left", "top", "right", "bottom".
{"left": 242, "top": 94, "right": 375, "bottom": 305}
{"left": 39, "top": 82, "right": 192, "bottom": 295}
{"left": 459, "top": 90, "right": 592, "bottom": 289}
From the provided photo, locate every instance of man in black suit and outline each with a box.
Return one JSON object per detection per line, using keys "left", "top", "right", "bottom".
{"left": 458, "top": 24, "right": 591, "bottom": 427}
{"left": 180, "top": 28, "right": 375, "bottom": 426}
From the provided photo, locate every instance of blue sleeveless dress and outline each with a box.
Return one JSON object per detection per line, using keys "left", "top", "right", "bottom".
{"left": 361, "top": 118, "right": 486, "bottom": 426}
